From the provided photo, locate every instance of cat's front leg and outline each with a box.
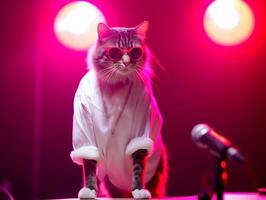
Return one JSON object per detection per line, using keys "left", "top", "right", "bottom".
{"left": 131, "top": 149, "right": 151, "bottom": 199}
{"left": 78, "top": 159, "right": 98, "bottom": 199}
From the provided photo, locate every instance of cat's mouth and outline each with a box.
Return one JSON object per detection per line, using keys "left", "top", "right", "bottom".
{"left": 117, "top": 69, "right": 132, "bottom": 76}
{"left": 116, "top": 65, "right": 133, "bottom": 75}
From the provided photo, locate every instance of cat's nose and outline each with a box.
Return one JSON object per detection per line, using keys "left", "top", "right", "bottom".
{"left": 122, "top": 54, "right": 130, "bottom": 65}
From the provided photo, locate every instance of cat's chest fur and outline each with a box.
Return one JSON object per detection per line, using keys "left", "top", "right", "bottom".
{"left": 100, "top": 79, "right": 133, "bottom": 129}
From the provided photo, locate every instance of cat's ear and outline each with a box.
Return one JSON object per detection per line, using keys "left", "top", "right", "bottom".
{"left": 135, "top": 20, "right": 149, "bottom": 39}
{"left": 97, "top": 22, "right": 111, "bottom": 39}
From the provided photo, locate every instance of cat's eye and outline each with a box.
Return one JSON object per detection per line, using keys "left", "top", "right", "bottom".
{"left": 129, "top": 47, "right": 143, "bottom": 60}
{"left": 106, "top": 47, "right": 144, "bottom": 61}
{"left": 108, "top": 48, "right": 123, "bottom": 60}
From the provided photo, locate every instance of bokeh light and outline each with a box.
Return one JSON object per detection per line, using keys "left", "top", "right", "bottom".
{"left": 204, "top": 0, "right": 254, "bottom": 46}
{"left": 54, "top": 1, "right": 106, "bottom": 50}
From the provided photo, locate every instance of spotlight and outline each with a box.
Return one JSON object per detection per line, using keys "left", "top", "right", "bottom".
{"left": 204, "top": 0, "right": 254, "bottom": 46}
{"left": 54, "top": 1, "right": 106, "bottom": 50}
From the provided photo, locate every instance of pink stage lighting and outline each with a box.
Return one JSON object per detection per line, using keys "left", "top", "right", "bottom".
{"left": 204, "top": 0, "right": 254, "bottom": 46}
{"left": 54, "top": 1, "right": 106, "bottom": 50}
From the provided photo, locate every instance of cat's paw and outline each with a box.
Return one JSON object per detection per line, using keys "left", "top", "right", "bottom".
{"left": 78, "top": 187, "right": 97, "bottom": 199}
{"left": 132, "top": 189, "right": 151, "bottom": 199}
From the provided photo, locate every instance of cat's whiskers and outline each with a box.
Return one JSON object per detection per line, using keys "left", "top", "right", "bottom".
{"left": 132, "top": 72, "right": 138, "bottom": 83}
{"left": 101, "top": 65, "right": 115, "bottom": 74}
{"left": 134, "top": 68, "right": 142, "bottom": 81}
{"left": 135, "top": 71, "right": 145, "bottom": 83}
{"left": 105, "top": 70, "right": 114, "bottom": 84}
{"left": 99, "top": 67, "right": 112, "bottom": 80}
{"left": 135, "top": 67, "right": 145, "bottom": 83}
{"left": 105, "top": 67, "right": 118, "bottom": 85}
{"left": 100, "top": 68, "right": 114, "bottom": 85}
{"left": 104, "top": 70, "right": 114, "bottom": 84}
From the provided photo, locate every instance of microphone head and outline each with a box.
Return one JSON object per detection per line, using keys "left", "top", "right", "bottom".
{"left": 192, "top": 124, "right": 246, "bottom": 163}
{"left": 191, "top": 123, "right": 211, "bottom": 142}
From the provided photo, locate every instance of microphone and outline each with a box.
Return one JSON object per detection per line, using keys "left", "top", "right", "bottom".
{"left": 191, "top": 124, "right": 245, "bottom": 163}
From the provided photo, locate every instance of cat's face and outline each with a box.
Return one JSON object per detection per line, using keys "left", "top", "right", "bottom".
{"left": 92, "top": 21, "right": 149, "bottom": 84}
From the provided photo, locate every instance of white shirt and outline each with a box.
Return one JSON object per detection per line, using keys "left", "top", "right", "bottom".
{"left": 70, "top": 69, "right": 164, "bottom": 191}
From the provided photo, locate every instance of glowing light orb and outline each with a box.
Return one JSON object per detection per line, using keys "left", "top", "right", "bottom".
{"left": 204, "top": 0, "right": 254, "bottom": 46}
{"left": 54, "top": 1, "right": 106, "bottom": 50}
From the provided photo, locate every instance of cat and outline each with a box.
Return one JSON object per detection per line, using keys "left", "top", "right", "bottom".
{"left": 70, "top": 21, "right": 168, "bottom": 199}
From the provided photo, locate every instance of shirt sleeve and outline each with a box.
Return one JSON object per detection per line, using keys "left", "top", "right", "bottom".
{"left": 70, "top": 88, "right": 100, "bottom": 165}
{"left": 125, "top": 84, "right": 163, "bottom": 156}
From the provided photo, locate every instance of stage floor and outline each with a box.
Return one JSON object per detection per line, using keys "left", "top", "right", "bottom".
{"left": 49, "top": 192, "right": 266, "bottom": 200}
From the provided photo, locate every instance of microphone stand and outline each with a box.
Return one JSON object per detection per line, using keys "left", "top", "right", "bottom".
{"left": 198, "top": 156, "right": 228, "bottom": 200}
{"left": 213, "top": 157, "right": 228, "bottom": 200}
